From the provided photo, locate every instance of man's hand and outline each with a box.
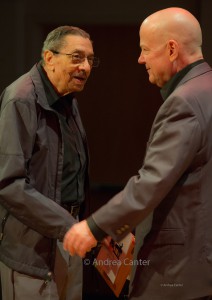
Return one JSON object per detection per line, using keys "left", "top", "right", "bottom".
{"left": 63, "top": 220, "right": 98, "bottom": 257}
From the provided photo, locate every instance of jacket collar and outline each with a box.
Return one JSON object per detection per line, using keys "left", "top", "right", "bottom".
{"left": 29, "top": 63, "right": 51, "bottom": 110}
{"left": 160, "top": 59, "right": 206, "bottom": 101}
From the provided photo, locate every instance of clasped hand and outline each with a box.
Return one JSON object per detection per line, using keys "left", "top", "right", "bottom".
{"left": 63, "top": 220, "right": 97, "bottom": 257}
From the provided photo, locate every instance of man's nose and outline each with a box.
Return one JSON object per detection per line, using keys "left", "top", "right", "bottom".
{"left": 138, "top": 53, "right": 145, "bottom": 64}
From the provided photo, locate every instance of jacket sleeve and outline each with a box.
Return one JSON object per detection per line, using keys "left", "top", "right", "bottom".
{"left": 0, "top": 97, "right": 76, "bottom": 240}
{"left": 91, "top": 94, "right": 202, "bottom": 241}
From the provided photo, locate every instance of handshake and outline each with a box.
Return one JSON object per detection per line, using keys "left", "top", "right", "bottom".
{"left": 63, "top": 220, "right": 98, "bottom": 257}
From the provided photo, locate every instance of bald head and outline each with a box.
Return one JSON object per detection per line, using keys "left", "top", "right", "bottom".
{"left": 141, "top": 7, "right": 202, "bottom": 59}
{"left": 138, "top": 8, "right": 203, "bottom": 87}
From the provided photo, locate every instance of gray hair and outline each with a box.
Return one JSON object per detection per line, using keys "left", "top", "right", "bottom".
{"left": 41, "top": 25, "right": 91, "bottom": 64}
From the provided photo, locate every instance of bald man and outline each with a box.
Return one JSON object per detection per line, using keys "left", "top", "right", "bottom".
{"left": 64, "top": 7, "right": 212, "bottom": 300}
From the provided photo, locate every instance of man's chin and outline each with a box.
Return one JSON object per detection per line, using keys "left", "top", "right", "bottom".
{"left": 149, "top": 77, "right": 155, "bottom": 85}
{"left": 71, "top": 84, "right": 85, "bottom": 93}
{"left": 149, "top": 76, "right": 159, "bottom": 87}
{"left": 75, "top": 86, "right": 84, "bottom": 92}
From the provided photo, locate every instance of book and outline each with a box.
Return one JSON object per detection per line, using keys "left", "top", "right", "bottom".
{"left": 94, "top": 233, "right": 135, "bottom": 297}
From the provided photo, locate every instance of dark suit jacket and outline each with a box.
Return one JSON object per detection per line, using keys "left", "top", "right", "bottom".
{"left": 92, "top": 62, "right": 212, "bottom": 299}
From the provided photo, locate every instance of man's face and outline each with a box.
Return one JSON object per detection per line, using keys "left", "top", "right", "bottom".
{"left": 138, "top": 25, "right": 173, "bottom": 88}
{"left": 46, "top": 35, "right": 95, "bottom": 95}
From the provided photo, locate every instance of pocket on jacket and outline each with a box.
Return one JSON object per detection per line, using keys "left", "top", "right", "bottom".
{"left": 152, "top": 228, "right": 185, "bottom": 246}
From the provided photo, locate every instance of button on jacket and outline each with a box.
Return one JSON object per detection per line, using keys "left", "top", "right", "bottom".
{"left": 0, "top": 64, "right": 89, "bottom": 279}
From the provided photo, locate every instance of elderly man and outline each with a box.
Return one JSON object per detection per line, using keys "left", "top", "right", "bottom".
{"left": 0, "top": 25, "right": 99, "bottom": 300}
{"left": 64, "top": 8, "right": 212, "bottom": 300}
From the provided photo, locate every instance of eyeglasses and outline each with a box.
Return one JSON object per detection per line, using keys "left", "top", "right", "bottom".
{"left": 51, "top": 50, "right": 100, "bottom": 68}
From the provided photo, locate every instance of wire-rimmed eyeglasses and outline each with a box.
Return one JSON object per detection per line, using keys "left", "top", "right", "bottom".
{"left": 51, "top": 50, "right": 100, "bottom": 68}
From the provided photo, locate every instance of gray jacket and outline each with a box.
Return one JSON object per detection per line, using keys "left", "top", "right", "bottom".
{"left": 0, "top": 64, "right": 89, "bottom": 279}
{"left": 91, "top": 62, "right": 212, "bottom": 299}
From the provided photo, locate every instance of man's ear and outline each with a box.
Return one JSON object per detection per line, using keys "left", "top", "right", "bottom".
{"left": 43, "top": 50, "right": 55, "bottom": 71}
{"left": 167, "top": 40, "right": 179, "bottom": 62}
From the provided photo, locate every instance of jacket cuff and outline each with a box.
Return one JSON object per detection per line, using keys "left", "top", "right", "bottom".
{"left": 87, "top": 216, "right": 107, "bottom": 241}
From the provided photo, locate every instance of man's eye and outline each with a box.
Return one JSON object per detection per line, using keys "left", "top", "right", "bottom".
{"left": 87, "top": 57, "right": 94, "bottom": 63}
{"left": 72, "top": 54, "right": 82, "bottom": 60}
{"left": 142, "top": 48, "right": 149, "bottom": 54}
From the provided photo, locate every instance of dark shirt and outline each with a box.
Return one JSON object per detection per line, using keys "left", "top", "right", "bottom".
{"left": 37, "top": 62, "right": 86, "bottom": 206}
{"left": 87, "top": 59, "right": 205, "bottom": 241}
{"left": 160, "top": 59, "right": 204, "bottom": 100}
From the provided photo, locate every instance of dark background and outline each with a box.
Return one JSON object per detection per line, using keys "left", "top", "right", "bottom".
{"left": 0, "top": 1, "right": 212, "bottom": 299}
{"left": 1, "top": 0, "right": 211, "bottom": 187}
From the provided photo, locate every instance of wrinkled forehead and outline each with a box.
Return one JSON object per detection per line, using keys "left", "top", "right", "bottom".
{"left": 62, "top": 35, "right": 94, "bottom": 54}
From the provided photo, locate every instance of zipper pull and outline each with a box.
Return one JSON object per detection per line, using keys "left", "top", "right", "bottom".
{"left": 39, "top": 272, "right": 52, "bottom": 295}
{"left": 0, "top": 212, "right": 9, "bottom": 244}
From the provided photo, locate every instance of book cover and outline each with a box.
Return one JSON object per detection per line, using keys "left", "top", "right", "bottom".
{"left": 94, "top": 233, "right": 135, "bottom": 297}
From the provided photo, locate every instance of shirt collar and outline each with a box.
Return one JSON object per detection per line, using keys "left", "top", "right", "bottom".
{"left": 160, "top": 59, "right": 205, "bottom": 101}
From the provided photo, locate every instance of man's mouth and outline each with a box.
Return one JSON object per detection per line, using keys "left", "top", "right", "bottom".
{"left": 73, "top": 75, "right": 86, "bottom": 83}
